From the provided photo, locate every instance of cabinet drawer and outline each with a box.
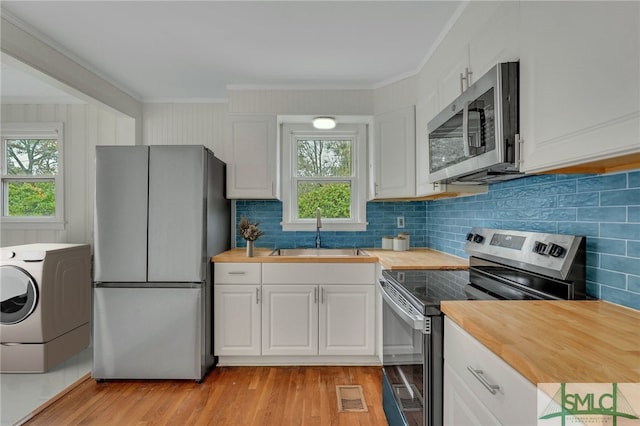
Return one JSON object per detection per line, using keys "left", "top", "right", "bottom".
{"left": 214, "top": 263, "right": 261, "bottom": 284}
{"left": 262, "top": 263, "right": 375, "bottom": 285}
{"left": 444, "top": 317, "right": 537, "bottom": 426}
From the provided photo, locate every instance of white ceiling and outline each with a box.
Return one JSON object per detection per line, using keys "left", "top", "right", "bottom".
{"left": 1, "top": 1, "right": 463, "bottom": 103}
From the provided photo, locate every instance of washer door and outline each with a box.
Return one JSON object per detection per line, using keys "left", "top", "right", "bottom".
{"left": 1, "top": 265, "right": 38, "bottom": 324}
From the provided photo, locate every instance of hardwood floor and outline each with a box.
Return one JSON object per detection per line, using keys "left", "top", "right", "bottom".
{"left": 25, "top": 366, "right": 387, "bottom": 425}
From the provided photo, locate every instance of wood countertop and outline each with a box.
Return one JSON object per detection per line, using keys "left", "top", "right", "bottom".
{"left": 365, "top": 248, "right": 468, "bottom": 270}
{"left": 441, "top": 300, "right": 640, "bottom": 384}
{"left": 212, "top": 247, "right": 468, "bottom": 269}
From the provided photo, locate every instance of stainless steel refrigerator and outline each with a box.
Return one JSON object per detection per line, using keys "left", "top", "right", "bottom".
{"left": 92, "top": 145, "right": 230, "bottom": 381}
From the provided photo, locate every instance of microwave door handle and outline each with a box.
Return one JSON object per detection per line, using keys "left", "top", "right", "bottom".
{"left": 462, "top": 103, "right": 471, "bottom": 158}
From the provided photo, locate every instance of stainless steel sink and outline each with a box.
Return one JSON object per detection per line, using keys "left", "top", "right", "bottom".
{"left": 269, "top": 248, "right": 369, "bottom": 257}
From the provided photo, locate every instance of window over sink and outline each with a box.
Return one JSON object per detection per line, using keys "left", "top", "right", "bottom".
{"left": 280, "top": 120, "right": 368, "bottom": 231}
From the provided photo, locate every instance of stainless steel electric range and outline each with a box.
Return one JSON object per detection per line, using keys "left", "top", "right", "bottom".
{"left": 379, "top": 227, "right": 587, "bottom": 426}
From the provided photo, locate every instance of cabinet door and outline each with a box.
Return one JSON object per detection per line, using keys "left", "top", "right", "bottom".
{"left": 519, "top": 1, "right": 640, "bottom": 172}
{"left": 468, "top": 1, "right": 520, "bottom": 81}
{"left": 262, "top": 285, "right": 318, "bottom": 355}
{"left": 319, "top": 285, "right": 375, "bottom": 356}
{"left": 415, "top": 94, "right": 440, "bottom": 196}
{"left": 214, "top": 285, "right": 261, "bottom": 356}
{"left": 445, "top": 318, "right": 537, "bottom": 425}
{"left": 371, "top": 106, "right": 416, "bottom": 199}
{"left": 444, "top": 362, "right": 501, "bottom": 426}
{"left": 437, "top": 45, "right": 471, "bottom": 109}
{"left": 226, "top": 114, "right": 277, "bottom": 199}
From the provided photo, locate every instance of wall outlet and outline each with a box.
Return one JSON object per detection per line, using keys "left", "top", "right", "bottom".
{"left": 397, "top": 216, "right": 405, "bottom": 228}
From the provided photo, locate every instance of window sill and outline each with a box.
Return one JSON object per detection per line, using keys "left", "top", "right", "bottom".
{"left": 281, "top": 222, "right": 368, "bottom": 232}
{"left": 1, "top": 219, "right": 66, "bottom": 230}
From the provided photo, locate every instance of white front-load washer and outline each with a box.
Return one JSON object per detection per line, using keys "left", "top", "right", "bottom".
{"left": 0, "top": 243, "right": 91, "bottom": 372}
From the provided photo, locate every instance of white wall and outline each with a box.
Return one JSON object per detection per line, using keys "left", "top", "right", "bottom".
{"left": 373, "top": 76, "right": 417, "bottom": 115}
{"left": 1, "top": 103, "right": 135, "bottom": 246}
{"left": 1, "top": 17, "right": 143, "bottom": 143}
{"left": 228, "top": 89, "right": 374, "bottom": 115}
{"left": 142, "top": 89, "right": 376, "bottom": 163}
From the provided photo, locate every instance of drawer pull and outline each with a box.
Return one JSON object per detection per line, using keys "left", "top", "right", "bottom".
{"left": 467, "top": 366, "right": 500, "bottom": 395}
{"left": 228, "top": 271, "right": 246, "bottom": 275}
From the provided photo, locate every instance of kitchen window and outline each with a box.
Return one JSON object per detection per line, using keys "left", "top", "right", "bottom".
{"left": 1, "top": 123, "right": 65, "bottom": 229}
{"left": 281, "top": 122, "right": 367, "bottom": 231}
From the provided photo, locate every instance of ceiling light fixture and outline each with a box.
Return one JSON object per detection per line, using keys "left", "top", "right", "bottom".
{"left": 312, "top": 117, "right": 336, "bottom": 130}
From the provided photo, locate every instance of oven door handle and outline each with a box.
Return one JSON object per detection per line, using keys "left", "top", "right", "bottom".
{"left": 378, "top": 279, "right": 428, "bottom": 333}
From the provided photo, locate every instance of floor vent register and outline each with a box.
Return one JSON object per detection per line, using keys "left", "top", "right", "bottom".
{"left": 336, "top": 385, "right": 368, "bottom": 412}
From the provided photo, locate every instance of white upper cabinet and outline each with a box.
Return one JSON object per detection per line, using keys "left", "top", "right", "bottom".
{"left": 467, "top": 2, "right": 520, "bottom": 86}
{"left": 437, "top": 2, "right": 520, "bottom": 111}
{"left": 437, "top": 44, "right": 472, "bottom": 110}
{"left": 371, "top": 106, "right": 416, "bottom": 199}
{"left": 519, "top": 1, "right": 640, "bottom": 173}
{"left": 226, "top": 114, "right": 278, "bottom": 199}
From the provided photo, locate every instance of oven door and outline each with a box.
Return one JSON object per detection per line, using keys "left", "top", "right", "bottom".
{"left": 379, "top": 278, "right": 437, "bottom": 426}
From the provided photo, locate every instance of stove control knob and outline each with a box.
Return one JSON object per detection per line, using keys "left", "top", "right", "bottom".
{"left": 466, "top": 232, "right": 475, "bottom": 242}
{"left": 473, "top": 234, "right": 484, "bottom": 243}
{"left": 533, "top": 241, "right": 548, "bottom": 254}
{"left": 548, "top": 243, "right": 565, "bottom": 258}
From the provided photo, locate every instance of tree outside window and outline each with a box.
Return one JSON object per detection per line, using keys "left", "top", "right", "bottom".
{"left": 1, "top": 123, "right": 64, "bottom": 227}
{"left": 296, "top": 139, "right": 352, "bottom": 220}
{"left": 280, "top": 120, "right": 368, "bottom": 232}
{"left": 5, "top": 139, "right": 58, "bottom": 216}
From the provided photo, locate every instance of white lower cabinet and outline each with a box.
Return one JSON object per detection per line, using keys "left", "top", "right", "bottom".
{"left": 262, "top": 284, "right": 318, "bottom": 355}
{"left": 261, "top": 263, "right": 377, "bottom": 357}
{"left": 319, "top": 285, "right": 375, "bottom": 355}
{"left": 213, "top": 263, "right": 262, "bottom": 356}
{"left": 444, "top": 317, "right": 537, "bottom": 426}
{"left": 261, "top": 284, "right": 376, "bottom": 357}
{"left": 215, "top": 262, "right": 377, "bottom": 361}
{"left": 214, "top": 285, "right": 261, "bottom": 356}
{"left": 444, "top": 362, "right": 500, "bottom": 426}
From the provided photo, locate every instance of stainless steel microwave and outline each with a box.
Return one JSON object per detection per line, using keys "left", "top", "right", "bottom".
{"left": 428, "top": 62, "right": 522, "bottom": 184}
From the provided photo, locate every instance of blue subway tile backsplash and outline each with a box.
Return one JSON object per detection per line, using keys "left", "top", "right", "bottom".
{"left": 235, "top": 169, "right": 640, "bottom": 310}
{"left": 235, "top": 200, "right": 428, "bottom": 251}
{"left": 427, "top": 169, "right": 640, "bottom": 310}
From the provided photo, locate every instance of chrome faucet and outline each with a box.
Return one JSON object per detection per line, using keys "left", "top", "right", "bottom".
{"left": 315, "top": 207, "right": 322, "bottom": 248}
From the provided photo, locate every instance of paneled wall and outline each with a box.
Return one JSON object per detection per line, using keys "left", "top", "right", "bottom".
{"left": 428, "top": 170, "right": 640, "bottom": 310}
{"left": 142, "top": 103, "right": 229, "bottom": 160}
{"left": 1, "top": 103, "right": 135, "bottom": 246}
{"left": 228, "top": 89, "right": 374, "bottom": 115}
{"left": 373, "top": 75, "right": 417, "bottom": 115}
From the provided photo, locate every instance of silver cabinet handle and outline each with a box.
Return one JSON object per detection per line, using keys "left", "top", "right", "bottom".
{"left": 320, "top": 287, "right": 324, "bottom": 304}
{"left": 228, "top": 271, "right": 246, "bottom": 275}
{"left": 467, "top": 366, "right": 500, "bottom": 395}
{"left": 515, "top": 134, "right": 524, "bottom": 169}
{"left": 314, "top": 287, "right": 318, "bottom": 304}
{"left": 256, "top": 287, "right": 260, "bottom": 304}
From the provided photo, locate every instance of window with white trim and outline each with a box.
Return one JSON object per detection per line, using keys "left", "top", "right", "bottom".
{"left": 1, "top": 123, "right": 65, "bottom": 229}
{"left": 281, "top": 122, "right": 367, "bottom": 231}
